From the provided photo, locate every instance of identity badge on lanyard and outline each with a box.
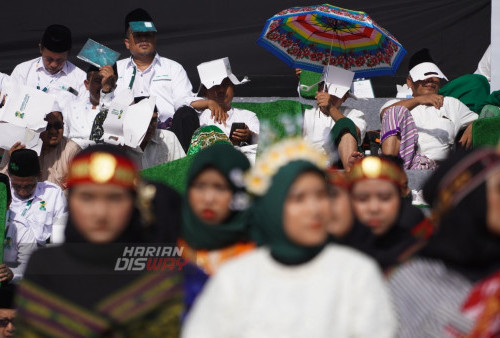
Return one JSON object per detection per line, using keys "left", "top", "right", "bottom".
{"left": 21, "top": 199, "right": 35, "bottom": 217}
{"left": 35, "top": 60, "right": 79, "bottom": 96}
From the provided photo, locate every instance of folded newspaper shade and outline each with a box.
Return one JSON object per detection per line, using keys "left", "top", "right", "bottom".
{"left": 0, "top": 122, "right": 43, "bottom": 155}
{"left": 77, "top": 39, "right": 120, "bottom": 67}
{"left": 0, "top": 83, "right": 54, "bottom": 130}
{"left": 100, "top": 96, "right": 155, "bottom": 148}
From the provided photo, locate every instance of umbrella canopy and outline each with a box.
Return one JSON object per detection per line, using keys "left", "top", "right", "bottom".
{"left": 257, "top": 4, "right": 406, "bottom": 78}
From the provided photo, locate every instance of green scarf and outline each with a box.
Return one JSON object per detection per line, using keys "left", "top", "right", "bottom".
{"left": 250, "top": 160, "right": 327, "bottom": 265}
{"left": 182, "top": 143, "right": 250, "bottom": 250}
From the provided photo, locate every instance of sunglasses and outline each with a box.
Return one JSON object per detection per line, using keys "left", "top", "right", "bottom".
{"left": 12, "top": 183, "right": 37, "bottom": 191}
{"left": 0, "top": 317, "right": 14, "bottom": 327}
{"left": 46, "top": 122, "right": 64, "bottom": 130}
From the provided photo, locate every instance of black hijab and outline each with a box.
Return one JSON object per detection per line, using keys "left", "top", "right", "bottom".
{"left": 420, "top": 148, "right": 500, "bottom": 283}
{"left": 339, "top": 199, "right": 426, "bottom": 271}
{"left": 337, "top": 156, "right": 429, "bottom": 271}
{"left": 21, "top": 145, "right": 182, "bottom": 308}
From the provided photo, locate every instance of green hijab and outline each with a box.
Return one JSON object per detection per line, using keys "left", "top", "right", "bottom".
{"left": 182, "top": 143, "right": 251, "bottom": 250}
{"left": 251, "top": 160, "right": 327, "bottom": 265}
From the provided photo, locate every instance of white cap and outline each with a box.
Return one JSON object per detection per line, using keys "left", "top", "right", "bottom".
{"left": 321, "top": 66, "right": 355, "bottom": 99}
{"left": 197, "top": 57, "right": 249, "bottom": 89}
{"left": 409, "top": 62, "right": 448, "bottom": 82}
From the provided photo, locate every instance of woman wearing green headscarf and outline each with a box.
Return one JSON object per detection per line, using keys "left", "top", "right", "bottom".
{"left": 179, "top": 143, "right": 255, "bottom": 315}
{"left": 183, "top": 138, "right": 396, "bottom": 337}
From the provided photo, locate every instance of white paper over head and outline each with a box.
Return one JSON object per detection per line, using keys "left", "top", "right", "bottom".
{"left": 0, "top": 122, "right": 43, "bottom": 155}
{"left": 197, "top": 57, "right": 249, "bottom": 89}
{"left": 352, "top": 79, "right": 374, "bottom": 99}
{"left": 321, "top": 66, "right": 355, "bottom": 99}
{"left": 409, "top": 62, "right": 448, "bottom": 82}
{"left": 0, "top": 83, "right": 54, "bottom": 130}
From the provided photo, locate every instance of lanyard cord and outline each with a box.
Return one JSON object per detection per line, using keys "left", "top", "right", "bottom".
{"left": 128, "top": 66, "right": 137, "bottom": 90}
{"left": 36, "top": 60, "right": 63, "bottom": 92}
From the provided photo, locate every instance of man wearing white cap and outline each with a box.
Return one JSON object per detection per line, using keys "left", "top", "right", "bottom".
{"left": 380, "top": 49, "right": 477, "bottom": 169}
{"left": 302, "top": 66, "right": 367, "bottom": 170}
{"left": 193, "top": 57, "right": 259, "bottom": 147}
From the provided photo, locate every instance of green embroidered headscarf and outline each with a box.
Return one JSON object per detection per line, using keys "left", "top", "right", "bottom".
{"left": 186, "top": 125, "right": 231, "bottom": 156}
{"left": 182, "top": 143, "right": 251, "bottom": 250}
{"left": 250, "top": 160, "right": 328, "bottom": 265}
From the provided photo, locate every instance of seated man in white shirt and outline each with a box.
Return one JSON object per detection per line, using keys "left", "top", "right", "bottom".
{"left": 7, "top": 149, "right": 67, "bottom": 246}
{"left": 10, "top": 24, "right": 86, "bottom": 106}
{"left": 125, "top": 97, "right": 185, "bottom": 170}
{"left": 0, "top": 174, "right": 37, "bottom": 284}
{"left": 302, "top": 66, "right": 367, "bottom": 170}
{"left": 116, "top": 8, "right": 215, "bottom": 152}
{"left": 380, "top": 49, "right": 478, "bottom": 169}
{"left": 194, "top": 57, "right": 259, "bottom": 146}
{"left": 65, "top": 65, "right": 117, "bottom": 148}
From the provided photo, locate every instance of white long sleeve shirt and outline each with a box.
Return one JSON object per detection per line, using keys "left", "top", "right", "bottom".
{"left": 10, "top": 57, "right": 87, "bottom": 106}
{"left": 3, "top": 210, "right": 38, "bottom": 283}
{"left": 115, "top": 54, "right": 198, "bottom": 124}
{"left": 183, "top": 245, "right": 396, "bottom": 338}
{"left": 9, "top": 181, "right": 67, "bottom": 245}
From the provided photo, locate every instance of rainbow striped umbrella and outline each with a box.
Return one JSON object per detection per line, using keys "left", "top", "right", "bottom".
{"left": 257, "top": 4, "right": 406, "bottom": 78}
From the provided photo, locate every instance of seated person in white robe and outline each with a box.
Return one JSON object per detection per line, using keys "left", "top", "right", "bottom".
{"left": 302, "top": 66, "right": 367, "bottom": 170}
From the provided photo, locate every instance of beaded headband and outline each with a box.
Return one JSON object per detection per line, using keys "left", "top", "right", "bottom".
{"left": 245, "top": 138, "right": 328, "bottom": 195}
{"left": 347, "top": 156, "right": 405, "bottom": 189}
{"left": 67, "top": 152, "right": 138, "bottom": 189}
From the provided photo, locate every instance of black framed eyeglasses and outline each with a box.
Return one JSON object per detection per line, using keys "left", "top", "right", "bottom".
{"left": 46, "top": 121, "right": 64, "bottom": 130}
{"left": 0, "top": 317, "right": 14, "bottom": 327}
